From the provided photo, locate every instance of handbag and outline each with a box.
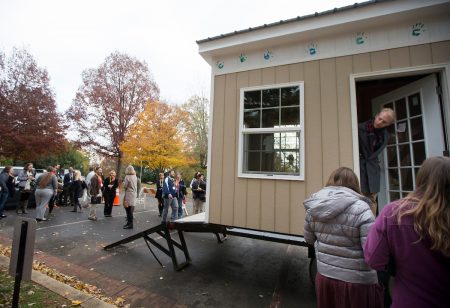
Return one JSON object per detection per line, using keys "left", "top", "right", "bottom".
{"left": 79, "top": 189, "right": 89, "bottom": 208}
{"left": 91, "top": 195, "right": 101, "bottom": 204}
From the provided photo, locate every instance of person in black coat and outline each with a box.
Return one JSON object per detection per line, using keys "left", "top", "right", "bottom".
{"left": 191, "top": 173, "right": 206, "bottom": 214}
{"left": 71, "top": 170, "right": 87, "bottom": 212}
{"left": 63, "top": 167, "right": 75, "bottom": 207}
{"left": 102, "top": 170, "right": 118, "bottom": 217}
{"left": 175, "top": 172, "right": 187, "bottom": 219}
{"left": 358, "top": 107, "right": 395, "bottom": 215}
{"left": 155, "top": 173, "right": 164, "bottom": 217}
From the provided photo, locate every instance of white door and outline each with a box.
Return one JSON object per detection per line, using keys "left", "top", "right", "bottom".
{"left": 371, "top": 74, "right": 446, "bottom": 209}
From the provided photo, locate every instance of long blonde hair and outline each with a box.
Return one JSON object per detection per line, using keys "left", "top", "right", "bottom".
{"left": 395, "top": 156, "right": 450, "bottom": 257}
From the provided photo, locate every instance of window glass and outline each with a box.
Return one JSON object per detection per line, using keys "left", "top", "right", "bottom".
{"left": 281, "top": 107, "right": 300, "bottom": 127}
{"left": 262, "top": 89, "right": 279, "bottom": 108}
{"left": 244, "top": 91, "right": 261, "bottom": 110}
{"left": 281, "top": 87, "right": 299, "bottom": 107}
{"left": 241, "top": 84, "right": 303, "bottom": 178}
{"left": 244, "top": 110, "right": 260, "bottom": 128}
{"left": 262, "top": 109, "right": 279, "bottom": 128}
{"left": 242, "top": 132, "right": 300, "bottom": 175}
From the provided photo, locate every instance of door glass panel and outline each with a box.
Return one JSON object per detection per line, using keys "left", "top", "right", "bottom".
{"left": 390, "top": 192, "right": 400, "bottom": 201}
{"left": 410, "top": 117, "right": 424, "bottom": 141}
{"left": 401, "top": 168, "right": 414, "bottom": 191}
{"left": 386, "top": 146, "right": 398, "bottom": 167}
{"left": 408, "top": 93, "right": 421, "bottom": 117}
{"left": 396, "top": 121, "right": 409, "bottom": 143}
{"left": 398, "top": 144, "right": 411, "bottom": 166}
{"left": 388, "top": 168, "right": 400, "bottom": 190}
{"left": 387, "top": 125, "right": 396, "bottom": 145}
{"left": 395, "top": 98, "right": 407, "bottom": 120}
{"left": 412, "top": 142, "right": 426, "bottom": 166}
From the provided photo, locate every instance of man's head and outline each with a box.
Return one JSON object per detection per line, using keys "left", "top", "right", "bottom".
{"left": 374, "top": 108, "right": 395, "bottom": 129}
{"left": 169, "top": 170, "right": 175, "bottom": 178}
{"left": 69, "top": 167, "right": 74, "bottom": 173}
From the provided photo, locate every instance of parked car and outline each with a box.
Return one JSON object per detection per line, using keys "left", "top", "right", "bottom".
{"left": 0, "top": 166, "right": 37, "bottom": 210}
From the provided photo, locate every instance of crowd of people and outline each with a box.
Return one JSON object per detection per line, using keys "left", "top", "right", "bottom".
{"left": 0, "top": 163, "right": 207, "bottom": 229}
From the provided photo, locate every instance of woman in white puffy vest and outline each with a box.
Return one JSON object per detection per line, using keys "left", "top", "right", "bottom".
{"left": 303, "top": 167, "right": 382, "bottom": 308}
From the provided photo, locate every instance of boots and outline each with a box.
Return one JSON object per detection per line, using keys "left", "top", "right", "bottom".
{"left": 123, "top": 206, "right": 133, "bottom": 229}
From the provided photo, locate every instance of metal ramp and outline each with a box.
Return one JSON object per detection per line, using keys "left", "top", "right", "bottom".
{"left": 104, "top": 220, "right": 314, "bottom": 272}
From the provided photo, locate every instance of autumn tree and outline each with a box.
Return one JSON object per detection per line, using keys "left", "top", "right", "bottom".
{"left": 181, "top": 95, "right": 209, "bottom": 169}
{"left": 66, "top": 51, "right": 159, "bottom": 173}
{"left": 0, "top": 48, "right": 66, "bottom": 163}
{"left": 121, "top": 100, "right": 191, "bottom": 173}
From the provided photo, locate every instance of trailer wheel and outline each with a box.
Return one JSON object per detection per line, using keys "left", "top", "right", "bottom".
{"left": 309, "top": 256, "right": 317, "bottom": 285}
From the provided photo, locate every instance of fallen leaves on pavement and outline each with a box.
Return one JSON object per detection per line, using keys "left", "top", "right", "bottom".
{"left": 0, "top": 244, "right": 126, "bottom": 307}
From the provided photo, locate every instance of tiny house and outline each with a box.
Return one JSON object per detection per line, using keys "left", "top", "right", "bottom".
{"left": 197, "top": 0, "right": 450, "bottom": 235}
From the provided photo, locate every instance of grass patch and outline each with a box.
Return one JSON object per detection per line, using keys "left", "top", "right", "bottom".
{"left": 0, "top": 266, "right": 71, "bottom": 307}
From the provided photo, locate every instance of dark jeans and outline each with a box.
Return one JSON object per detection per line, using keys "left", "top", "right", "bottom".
{"left": 63, "top": 185, "right": 74, "bottom": 206}
{"left": 104, "top": 193, "right": 115, "bottom": 215}
{"left": 177, "top": 197, "right": 183, "bottom": 219}
{"left": 0, "top": 190, "right": 9, "bottom": 215}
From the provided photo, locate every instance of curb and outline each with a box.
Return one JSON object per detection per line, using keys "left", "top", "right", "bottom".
{"left": 0, "top": 254, "right": 116, "bottom": 308}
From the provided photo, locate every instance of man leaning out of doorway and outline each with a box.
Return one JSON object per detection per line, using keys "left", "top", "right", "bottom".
{"left": 358, "top": 107, "right": 396, "bottom": 215}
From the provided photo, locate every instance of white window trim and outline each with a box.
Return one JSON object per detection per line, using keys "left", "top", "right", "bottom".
{"left": 238, "top": 82, "right": 305, "bottom": 181}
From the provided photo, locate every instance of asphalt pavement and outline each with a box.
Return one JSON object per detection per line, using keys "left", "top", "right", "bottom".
{"left": 0, "top": 195, "right": 316, "bottom": 308}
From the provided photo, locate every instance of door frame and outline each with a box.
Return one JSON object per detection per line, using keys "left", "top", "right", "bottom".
{"left": 350, "top": 63, "right": 450, "bottom": 186}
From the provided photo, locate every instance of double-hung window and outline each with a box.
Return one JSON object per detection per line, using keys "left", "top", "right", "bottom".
{"left": 238, "top": 82, "right": 305, "bottom": 180}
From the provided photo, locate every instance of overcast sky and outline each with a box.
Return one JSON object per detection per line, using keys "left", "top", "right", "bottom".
{"left": 1, "top": 0, "right": 356, "bottom": 112}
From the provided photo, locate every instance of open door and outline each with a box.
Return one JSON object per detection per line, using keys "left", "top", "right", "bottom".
{"left": 371, "top": 74, "right": 447, "bottom": 210}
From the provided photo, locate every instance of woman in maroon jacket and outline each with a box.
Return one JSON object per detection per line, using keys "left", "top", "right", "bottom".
{"left": 364, "top": 156, "right": 450, "bottom": 308}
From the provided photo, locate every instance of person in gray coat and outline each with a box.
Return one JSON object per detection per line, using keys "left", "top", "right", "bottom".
{"left": 122, "top": 165, "right": 137, "bottom": 229}
{"left": 304, "top": 167, "right": 382, "bottom": 308}
{"left": 358, "top": 107, "right": 395, "bottom": 215}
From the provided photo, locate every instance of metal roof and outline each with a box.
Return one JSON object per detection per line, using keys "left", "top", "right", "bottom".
{"left": 196, "top": 0, "right": 391, "bottom": 44}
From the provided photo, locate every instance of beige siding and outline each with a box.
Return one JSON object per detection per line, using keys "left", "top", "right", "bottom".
{"left": 336, "top": 56, "right": 354, "bottom": 168}
{"left": 431, "top": 41, "right": 450, "bottom": 63}
{"left": 220, "top": 73, "right": 237, "bottom": 225}
{"left": 304, "top": 61, "right": 323, "bottom": 196}
{"left": 209, "top": 75, "right": 226, "bottom": 224}
{"left": 319, "top": 58, "right": 340, "bottom": 181}
{"left": 233, "top": 71, "right": 249, "bottom": 227}
{"left": 389, "top": 47, "right": 411, "bottom": 68}
{"left": 209, "top": 42, "right": 450, "bottom": 235}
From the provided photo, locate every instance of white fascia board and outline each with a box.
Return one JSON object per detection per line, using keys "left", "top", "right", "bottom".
{"left": 198, "top": 0, "right": 450, "bottom": 65}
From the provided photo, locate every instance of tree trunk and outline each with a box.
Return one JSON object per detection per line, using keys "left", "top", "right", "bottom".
{"left": 117, "top": 151, "right": 123, "bottom": 175}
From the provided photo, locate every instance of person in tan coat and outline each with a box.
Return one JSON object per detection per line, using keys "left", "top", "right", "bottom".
{"left": 122, "top": 165, "right": 138, "bottom": 229}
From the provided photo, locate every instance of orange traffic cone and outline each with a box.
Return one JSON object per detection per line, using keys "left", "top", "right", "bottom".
{"left": 113, "top": 188, "right": 120, "bottom": 206}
